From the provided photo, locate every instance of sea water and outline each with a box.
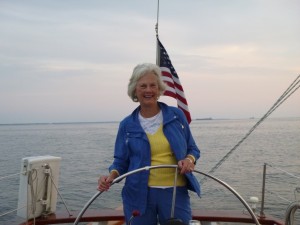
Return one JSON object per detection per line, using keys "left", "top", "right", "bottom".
{"left": 0, "top": 118, "right": 299, "bottom": 224}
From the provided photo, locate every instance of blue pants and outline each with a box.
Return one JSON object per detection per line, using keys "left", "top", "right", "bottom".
{"left": 124, "top": 187, "right": 191, "bottom": 225}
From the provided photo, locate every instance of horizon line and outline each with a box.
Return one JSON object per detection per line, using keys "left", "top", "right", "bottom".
{"left": 1, "top": 116, "right": 299, "bottom": 126}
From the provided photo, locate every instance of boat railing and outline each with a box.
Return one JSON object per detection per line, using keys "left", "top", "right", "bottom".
{"left": 260, "top": 162, "right": 300, "bottom": 224}
{"left": 0, "top": 171, "right": 26, "bottom": 218}
{"left": 2, "top": 162, "right": 299, "bottom": 224}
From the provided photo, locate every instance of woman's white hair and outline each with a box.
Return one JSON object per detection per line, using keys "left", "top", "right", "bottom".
{"left": 127, "top": 63, "right": 167, "bottom": 102}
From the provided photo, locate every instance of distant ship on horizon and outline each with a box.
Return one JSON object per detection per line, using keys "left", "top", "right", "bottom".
{"left": 195, "top": 117, "right": 213, "bottom": 120}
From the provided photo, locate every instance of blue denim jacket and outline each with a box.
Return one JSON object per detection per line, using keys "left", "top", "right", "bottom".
{"left": 109, "top": 102, "right": 201, "bottom": 213}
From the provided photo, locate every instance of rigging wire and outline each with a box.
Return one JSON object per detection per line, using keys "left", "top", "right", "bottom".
{"left": 49, "top": 173, "right": 73, "bottom": 217}
{"left": 203, "top": 74, "right": 300, "bottom": 180}
{"left": 0, "top": 172, "right": 25, "bottom": 181}
{"left": 266, "top": 163, "right": 300, "bottom": 180}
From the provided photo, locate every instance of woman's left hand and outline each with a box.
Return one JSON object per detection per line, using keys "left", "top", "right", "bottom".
{"left": 178, "top": 158, "right": 194, "bottom": 174}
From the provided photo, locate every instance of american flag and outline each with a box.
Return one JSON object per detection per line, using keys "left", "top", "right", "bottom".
{"left": 157, "top": 38, "right": 192, "bottom": 124}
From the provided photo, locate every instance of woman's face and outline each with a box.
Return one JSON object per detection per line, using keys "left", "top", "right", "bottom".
{"left": 135, "top": 72, "right": 160, "bottom": 107}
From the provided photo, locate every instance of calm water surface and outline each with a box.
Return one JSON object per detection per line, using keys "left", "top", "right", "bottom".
{"left": 0, "top": 118, "right": 299, "bottom": 224}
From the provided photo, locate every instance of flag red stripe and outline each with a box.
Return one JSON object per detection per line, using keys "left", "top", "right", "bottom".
{"left": 175, "top": 93, "right": 188, "bottom": 105}
{"left": 163, "top": 90, "right": 177, "bottom": 99}
{"left": 174, "top": 82, "right": 184, "bottom": 92}
{"left": 161, "top": 71, "right": 172, "bottom": 79}
{"left": 178, "top": 106, "right": 191, "bottom": 123}
{"left": 161, "top": 71, "right": 184, "bottom": 92}
{"left": 163, "top": 80, "right": 175, "bottom": 89}
{"left": 163, "top": 89, "right": 188, "bottom": 107}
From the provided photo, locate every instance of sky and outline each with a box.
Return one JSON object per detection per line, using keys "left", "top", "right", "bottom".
{"left": 0, "top": 0, "right": 299, "bottom": 124}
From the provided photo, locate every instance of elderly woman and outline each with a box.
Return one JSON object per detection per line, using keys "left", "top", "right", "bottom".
{"left": 98, "top": 63, "right": 201, "bottom": 225}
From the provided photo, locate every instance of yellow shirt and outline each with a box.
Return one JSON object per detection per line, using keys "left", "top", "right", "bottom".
{"left": 147, "top": 125, "right": 186, "bottom": 187}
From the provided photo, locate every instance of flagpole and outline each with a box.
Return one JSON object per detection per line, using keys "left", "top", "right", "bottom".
{"left": 154, "top": 1, "right": 192, "bottom": 123}
{"left": 155, "top": 0, "right": 160, "bottom": 65}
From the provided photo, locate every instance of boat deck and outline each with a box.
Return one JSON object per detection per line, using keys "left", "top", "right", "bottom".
{"left": 19, "top": 209, "right": 284, "bottom": 225}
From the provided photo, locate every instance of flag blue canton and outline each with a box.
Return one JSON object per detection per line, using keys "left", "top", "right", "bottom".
{"left": 158, "top": 43, "right": 179, "bottom": 79}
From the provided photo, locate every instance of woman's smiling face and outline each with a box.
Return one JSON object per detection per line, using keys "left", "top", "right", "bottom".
{"left": 135, "top": 72, "right": 160, "bottom": 107}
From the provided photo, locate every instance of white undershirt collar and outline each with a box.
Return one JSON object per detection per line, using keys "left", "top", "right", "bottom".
{"left": 138, "top": 110, "right": 163, "bottom": 135}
